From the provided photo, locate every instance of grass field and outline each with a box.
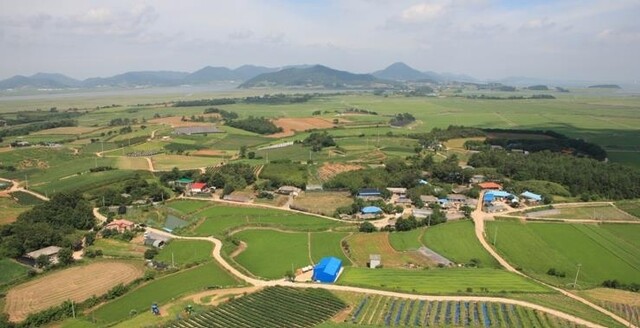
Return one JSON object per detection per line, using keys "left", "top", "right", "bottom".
{"left": 422, "top": 221, "right": 499, "bottom": 268}
{"left": 292, "top": 191, "right": 354, "bottom": 216}
{"left": 485, "top": 221, "right": 640, "bottom": 287}
{"left": 310, "top": 232, "right": 351, "bottom": 264}
{"left": 388, "top": 228, "right": 425, "bottom": 251}
{"left": 260, "top": 162, "right": 308, "bottom": 187}
{"left": 155, "top": 240, "right": 213, "bottom": 267}
{"left": 233, "top": 229, "right": 310, "bottom": 279}
{"left": 547, "top": 204, "right": 638, "bottom": 221}
{"left": 151, "top": 154, "right": 223, "bottom": 171}
{"left": 9, "top": 190, "right": 45, "bottom": 205}
{"left": 0, "top": 258, "right": 30, "bottom": 288}
{"left": 115, "top": 156, "right": 150, "bottom": 170}
{"left": 615, "top": 200, "right": 640, "bottom": 218}
{"left": 346, "top": 233, "right": 432, "bottom": 268}
{"left": 165, "top": 199, "right": 211, "bottom": 214}
{"left": 0, "top": 197, "right": 31, "bottom": 225}
{"left": 5, "top": 261, "right": 145, "bottom": 321}
{"left": 191, "top": 204, "right": 349, "bottom": 237}
{"left": 88, "top": 238, "right": 147, "bottom": 258}
{"left": 90, "top": 261, "right": 240, "bottom": 325}
{"left": 338, "top": 267, "right": 549, "bottom": 294}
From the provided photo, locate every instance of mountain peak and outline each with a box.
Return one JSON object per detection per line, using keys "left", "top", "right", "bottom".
{"left": 373, "top": 62, "right": 428, "bottom": 81}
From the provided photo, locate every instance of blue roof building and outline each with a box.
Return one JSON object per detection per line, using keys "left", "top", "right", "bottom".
{"left": 486, "top": 190, "right": 512, "bottom": 198}
{"left": 313, "top": 257, "right": 342, "bottom": 283}
{"left": 483, "top": 193, "right": 495, "bottom": 203}
{"left": 521, "top": 191, "right": 542, "bottom": 202}
{"left": 361, "top": 206, "right": 383, "bottom": 214}
{"left": 358, "top": 188, "right": 381, "bottom": 197}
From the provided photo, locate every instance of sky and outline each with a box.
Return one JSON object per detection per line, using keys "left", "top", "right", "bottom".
{"left": 1, "top": 0, "right": 639, "bottom": 82}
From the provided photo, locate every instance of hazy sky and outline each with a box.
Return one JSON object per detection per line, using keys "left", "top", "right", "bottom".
{"left": 1, "top": 0, "right": 639, "bottom": 81}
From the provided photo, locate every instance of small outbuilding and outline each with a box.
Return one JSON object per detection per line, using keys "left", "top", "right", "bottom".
{"left": 277, "top": 186, "right": 302, "bottom": 195}
{"left": 190, "top": 182, "right": 207, "bottom": 193}
{"left": 420, "top": 195, "right": 438, "bottom": 204}
{"left": 313, "top": 257, "right": 343, "bottom": 283}
{"left": 25, "top": 246, "right": 62, "bottom": 265}
{"left": 386, "top": 187, "right": 407, "bottom": 195}
{"left": 357, "top": 188, "right": 382, "bottom": 198}
{"left": 369, "top": 254, "right": 381, "bottom": 268}
{"left": 521, "top": 191, "right": 542, "bottom": 203}
{"left": 447, "top": 194, "right": 467, "bottom": 203}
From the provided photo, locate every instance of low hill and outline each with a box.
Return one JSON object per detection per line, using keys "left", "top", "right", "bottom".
{"left": 239, "top": 65, "right": 387, "bottom": 88}
{"left": 372, "top": 62, "right": 427, "bottom": 81}
{"left": 183, "top": 66, "right": 237, "bottom": 83}
{"left": 83, "top": 71, "right": 189, "bottom": 87}
{"left": 0, "top": 74, "right": 77, "bottom": 89}
{"left": 588, "top": 84, "right": 621, "bottom": 89}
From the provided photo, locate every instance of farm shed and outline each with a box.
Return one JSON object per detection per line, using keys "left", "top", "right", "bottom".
{"left": 144, "top": 232, "right": 171, "bottom": 248}
{"left": 361, "top": 206, "right": 383, "bottom": 214}
{"left": 394, "top": 197, "right": 413, "bottom": 206}
{"left": 420, "top": 195, "right": 438, "bottom": 204}
{"left": 357, "top": 188, "right": 381, "bottom": 198}
{"left": 173, "top": 126, "right": 223, "bottom": 135}
{"left": 521, "top": 191, "right": 542, "bottom": 202}
{"left": 277, "top": 186, "right": 302, "bottom": 195}
{"left": 478, "top": 182, "right": 502, "bottom": 190}
{"left": 386, "top": 187, "right": 407, "bottom": 195}
{"left": 413, "top": 208, "right": 433, "bottom": 219}
{"left": 313, "top": 257, "right": 342, "bottom": 283}
{"left": 486, "top": 190, "right": 512, "bottom": 199}
{"left": 175, "top": 178, "right": 194, "bottom": 187}
{"left": 369, "top": 254, "right": 381, "bottom": 268}
{"left": 190, "top": 182, "right": 207, "bottom": 193}
{"left": 447, "top": 194, "right": 467, "bottom": 203}
{"left": 25, "top": 246, "right": 62, "bottom": 265}
{"left": 104, "top": 219, "right": 135, "bottom": 233}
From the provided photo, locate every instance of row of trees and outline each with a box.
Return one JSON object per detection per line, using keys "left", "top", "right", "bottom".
{"left": 174, "top": 98, "right": 237, "bottom": 107}
{"left": 0, "top": 119, "right": 77, "bottom": 139}
{"left": 226, "top": 116, "right": 282, "bottom": 135}
{"left": 302, "top": 132, "right": 336, "bottom": 151}
{"left": 389, "top": 113, "right": 416, "bottom": 127}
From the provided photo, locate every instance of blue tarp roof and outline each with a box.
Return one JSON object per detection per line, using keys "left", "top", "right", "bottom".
{"left": 486, "top": 190, "right": 511, "bottom": 198}
{"left": 362, "top": 206, "right": 383, "bottom": 214}
{"left": 521, "top": 191, "right": 542, "bottom": 201}
{"left": 315, "top": 257, "right": 342, "bottom": 277}
{"left": 483, "top": 193, "right": 495, "bottom": 202}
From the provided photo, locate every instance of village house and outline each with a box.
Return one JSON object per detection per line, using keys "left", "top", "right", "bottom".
{"left": 25, "top": 246, "right": 62, "bottom": 266}
{"left": 478, "top": 182, "right": 503, "bottom": 190}
{"left": 386, "top": 187, "right": 407, "bottom": 196}
{"left": 357, "top": 188, "right": 382, "bottom": 200}
{"left": 189, "top": 182, "right": 208, "bottom": 193}
{"left": 447, "top": 194, "right": 467, "bottom": 204}
{"left": 394, "top": 196, "right": 413, "bottom": 206}
{"left": 420, "top": 195, "right": 438, "bottom": 205}
{"left": 104, "top": 219, "right": 135, "bottom": 233}
{"left": 277, "top": 185, "right": 302, "bottom": 196}
{"left": 520, "top": 191, "right": 543, "bottom": 204}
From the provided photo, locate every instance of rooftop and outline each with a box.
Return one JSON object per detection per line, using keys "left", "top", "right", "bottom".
{"left": 478, "top": 182, "right": 502, "bottom": 189}
{"left": 362, "top": 206, "right": 383, "bottom": 214}
{"left": 26, "top": 246, "right": 62, "bottom": 259}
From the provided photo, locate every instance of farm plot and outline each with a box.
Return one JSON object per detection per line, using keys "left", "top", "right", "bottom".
{"left": 544, "top": 204, "right": 638, "bottom": 221}
{"left": 0, "top": 197, "right": 32, "bottom": 225}
{"left": 292, "top": 191, "right": 353, "bottom": 216}
{"left": 116, "top": 156, "right": 150, "bottom": 170}
{"left": 165, "top": 199, "right": 211, "bottom": 214}
{"left": 152, "top": 154, "right": 223, "bottom": 171}
{"left": 0, "top": 258, "right": 30, "bottom": 288}
{"left": 580, "top": 288, "right": 640, "bottom": 328}
{"left": 233, "top": 229, "right": 310, "bottom": 279}
{"left": 90, "top": 261, "right": 240, "bottom": 325}
{"left": 191, "top": 204, "right": 348, "bottom": 237}
{"left": 615, "top": 200, "right": 640, "bottom": 218}
{"left": 155, "top": 240, "right": 213, "bottom": 267}
{"left": 338, "top": 267, "right": 549, "bottom": 294}
{"left": 87, "top": 238, "right": 147, "bottom": 258}
{"left": 388, "top": 228, "right": 424, "bottom": 251}
{"left": 5, "top": 261, "right": 144, "bottom": 321}
{"left": 310, "top": 232, "right": 351, "bottom": 264}
{"left": 422, "top": 221, "right": 499, "bottom": 268}
{"left": 32, "top": 126, "right": 103, "bottom": 135}
{"left": 485, "top": 221, "right": 640, "bottom": 287}
{"left": 346, "top": 296, "right": 575, "bottom": 327}
{"left": 259, "top": 162, "right": 308, "bottom": 188}
{"left": 169, "top": 286, "right": 346, "bottom": 328}
{"left": 270, "top": 117, "right": 336, "bottom": 137}
{"left": 345, "top": 233, "right": 432, "bottom": 268}
{"left": 317, "top": 162, "right": 363, "bottom": 181}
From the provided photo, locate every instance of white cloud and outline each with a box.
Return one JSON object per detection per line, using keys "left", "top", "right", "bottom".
{"left": 401, "top": 2, "right": 447, "bottom": 22}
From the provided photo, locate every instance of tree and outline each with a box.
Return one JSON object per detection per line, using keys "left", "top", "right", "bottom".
{"left": 57, "top": 248, "right": 74, "bottom": 266}
{"left": 144, "top": 249, "right": 158, "bottom": 260}
{"left": 359, "top": 221, "right": 377, "bottom": 233}
{"left": 239, "top": 145, "right": 247, "bottom": 158}
{"left": 35, "top": 254, "right": 50, "bottom": 268}
{"left": 247, "top": 151, "right": 256, "bottom": 159}
{"left": 284, "top": 270, "right": 295, "bottom": 282}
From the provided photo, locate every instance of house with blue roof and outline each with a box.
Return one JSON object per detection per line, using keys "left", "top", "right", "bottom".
{"left": 313, "top": 257, "right": 343, "bottom": 283}
{"left": 521, "top": 191, "right": 543, "bottom": 203}
{"left": 361, "top": 206, "right": 383, "bottom": 214}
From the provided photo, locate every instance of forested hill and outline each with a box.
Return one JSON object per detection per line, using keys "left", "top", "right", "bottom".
{"left": 238, "top": 65, "right": 392, "bottom": 89}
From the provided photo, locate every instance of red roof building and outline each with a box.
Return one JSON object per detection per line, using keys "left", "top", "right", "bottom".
{"left": 105, "top": 219, "right": 135, "bottom": 233}
{"left": 478, "top": 182, "right": 503, "bottom": 190}
{"left": 190, "top": 182, "right": 207, "bottom": 192}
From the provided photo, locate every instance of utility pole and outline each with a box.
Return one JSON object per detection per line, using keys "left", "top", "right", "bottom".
{"left": 71, "top": 301, "right": 76, "bottom": 318}
{"left": 572, "top": 264, "right": 582, "bottom": 288}
{"left": 493, "top": 226, "right": 498, "bottom": 246}
{"left": 172, "top": 252, "right": 175, "bottom": 268}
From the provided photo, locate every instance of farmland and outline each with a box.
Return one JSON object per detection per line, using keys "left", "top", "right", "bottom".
{"left": 345, "top": 233, "right": 432, "bottom": 268}
{"left": 388, "top": 228, "right": 425, "bottom": 251}
{"left": 0, "top": 197, "right": 31, "bottom": 225}
{"left": 165, "top": 199, "right": 212, "bottom": 214}
{"left": 169, "top": 286, "right": 346, "bottom": 328}
{"left": 345, "top": 295, "right": 577, "bottom": 327}
{"left": 338, "top": 267, "right": 549, "bottom": 294}
{"left": 615, "top": 200, "right": 640, "bottom": 218}
{"left": 191, "top": 204, "right": 350, "bottom": 237}
{"left": 155, "top": 240, "right": 213, "bottom": 267}
{"left": 540, "top": 204, "right": 638, "bottom": 221}
{"left": 0, "top": 258, "right": 30, "bottom": 289}
{"left": 485, "top": 221, "right": 640, "bottom": 287}
{"left": 90, "top": 261, "right": 240, "bottom": 325}
{"left": 4, "top": 261, "right": 145, "bottom": 321}
{"left": 422, "top": 221, "right": 499, "bottom": 268}
{"left": 292, "top": 191, "right": 354, "bottom": 216}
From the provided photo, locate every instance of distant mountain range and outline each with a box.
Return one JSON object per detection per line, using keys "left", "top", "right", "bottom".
{"left": 372, "top": 62, "right": 476, "bottom": 83}
{"left": 239, "top": 65, "right": 392, "bottom": 89}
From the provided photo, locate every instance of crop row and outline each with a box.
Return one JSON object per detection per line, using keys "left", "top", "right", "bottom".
{"left": 601, "top": 301, "right": 639, "bottom": 327}
{"left": 349, "top": 296, "right": 583, "bottom": 327}
{"left": 169, "top": 286, "right": 346, "bottom": 328}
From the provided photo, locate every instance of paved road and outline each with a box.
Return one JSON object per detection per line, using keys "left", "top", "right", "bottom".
{"left": 472, "top": 191, "right": 637, "bottom": 328}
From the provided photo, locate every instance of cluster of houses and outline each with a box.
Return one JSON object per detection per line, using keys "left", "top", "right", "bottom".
{"left": 478, "top": 182, "right": 543, "bottom": 213}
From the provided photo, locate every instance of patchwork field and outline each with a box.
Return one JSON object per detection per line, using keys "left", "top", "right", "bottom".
{"left": 32, "top": 126, "right": 103, "bottom": 135}
{"left": 5, "top": 261, "right": 145, "bottom": 321}
{"left": 191, "top": 204, "right": 350, "bottom": 237}
{"left": 485, "top": 221, "right": 640, "bottom": 287}
{"left": 345, "top": 233, "right": 432, "bottom": 268}
{"left": 338, "top": 267, "right": 549, "bottom": 294}
{"left": 90, "top": 261, "right": 239, "bottom": 325}
{"left": 422, "top": 221, "right": 499, "bottom": 268}
{"left": 151, "top": 154, "right": 222, "bottom": 171}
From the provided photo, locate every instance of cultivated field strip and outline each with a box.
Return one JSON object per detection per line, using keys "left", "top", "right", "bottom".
{"left": 349, "top": 296, "right": 585, "bottom": 327}
{"left": 600, "top": 301, "right": 640, "bottom": 328}
{"left": 169, "top": 286, "right": 346, "bottom": 328}
{"left": 4, "top": 261, "right": 144, "bottom": 321}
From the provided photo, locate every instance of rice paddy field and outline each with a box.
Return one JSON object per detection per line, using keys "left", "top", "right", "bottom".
{"left": 485, "top": 221, "right": 640, "bottom": 287}
{"left": 337, "top": 267, "right": 549, "bottom": 294}
{"left": 155, "top": 240, "right": 213, "bottom": 267}
{"left": 422, "top": 221, "right": 500, "bottom": 268}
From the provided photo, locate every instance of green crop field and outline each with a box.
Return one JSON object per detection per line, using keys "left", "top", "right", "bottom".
{"left": 310, "top": 232, "right": 351, "bottom": 264}
{"left": 165, "top": 199, "right": 211, "bottom": 214}
{"left": 233, "top": 229, "right": 310, "bottom": 279}
{"left": 191, "top": 204, "right": 349, "bottom": 237}
{"left": 547, "top": 205, "right": 637, "bottom": 221}
{"left": 615, "top": 200, "right": 640, "bottom": 218}
{"left": 0, "top": 258, "right": 30, "bottom": 288}
{"left": 260, "top": 162, "right": 308, "bottom": 187}
{"left": 338, "top": 267, "right": 549, "bottom": 294}
{"left": 87, "top": 238, "right": 146, "bottom": 259}
{"left": 152, "top": 154, "right": 223, "bottom": 171}
{"left": 485, "top": 221, "right": 640, "bottom": 287}
{"left": 422, "top": 221, "right": 499, "bottom": 268}
{"left": 388, "top": 228, "right": 425, "bottom": 251}
{"left": 155, "top": 240, "right": 213, "bottom": 267}
{"left": 90, "top": 262, "right": 239, "bottom": 325}
{"left": 0, "top": 197, "right": 32, "bottom": 225}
